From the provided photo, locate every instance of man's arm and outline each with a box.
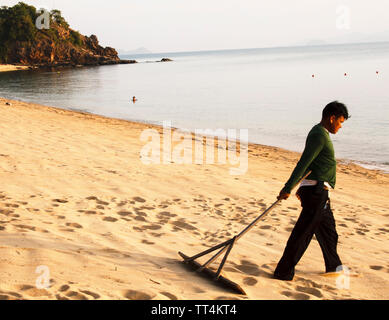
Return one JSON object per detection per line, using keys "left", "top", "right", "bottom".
{"left": 278, "top": 132, "right": 326, "bottom": 200}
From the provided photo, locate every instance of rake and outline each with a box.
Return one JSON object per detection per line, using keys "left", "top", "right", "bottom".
{"left": 178, "top": 171, "right": 311, "bottom": 295}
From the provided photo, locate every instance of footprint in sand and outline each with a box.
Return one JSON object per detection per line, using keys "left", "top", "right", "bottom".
{"left": 139, "top": 205, "right": 155, "bottom": 211}
{"left": 16, "top": 284, "right": 51, "bottom": 298}
{"left": 103, "top": 217, "right": 118, "bottom": 222}
{"left": 96, "top": 199, "right": 109, "bottom": 206}
{"left": 117, "top": 200, "right": 128, "bottom": 207}
{"left": 4, "top": 203, "right": 19, "bottom": 208}
{"left": 157, "top": 211, "right": 177, "bottom": 221}
{"left": 369, "top": 265, "right": 384, "bottom": 271}
{"left": 170, "top": 220, "right": 197, "bottom": 231}
{"left": 59, "top": 285, "right": 70, "bottom": 292}
{"left": 295, "top": 285, "right": 323, "bottom": 298}
{"left": 281, "top": 291, "right": 310, "bottom": 300}
{"left": 57, "top": 284, "right": 100, "bottom": 300}
{"left": 215, "top": 296, "right": 241, "bottom": 300}
{"left": 142, "top": 239, "right": 155, "bottom": 245}
{"left": 15, "top": 224, "right": 36, "bottom": 232}
{"left": 117, "top": 210, "right": 133, "bottom": 217}
{"left": 193, "top": 287, "right": 206, "bottom": 293}
{"left": 148, "top": 224, "right": 163, "bottom": 230}
{"left": 65, "top": 291, "right": 88, "bottom": 300}
{"left": 243, "top": 277, "right": 258, "bottom": 286}
{"left": 0, "top": 290, "right": 23, "bottom": 300}
{"left": 80, "top": 290, "right": 100, "bottom": 299}
{"left": 0, "top": 209, "right": 14, "bottom": 216}
{"left": 65, "top": 222, "right": 83, "bottom": 229}
{"left": 86, "top": 196, "right": 98, "bottom": 201}
{"left": 133, "top": 197, "right": 146, "bottom": 203}
{"left": 122, "top": 289, "right": 155, "bottom": 300}
{"left": 233, "top": 260, "right": 262, "bottom": 276}
{"left": 134, "top": 210, "right": 148, "bottom": 217}
{"left": 52, "top": 199, "right": 68, "bottom": 204}
{"left": 160, "top": 291, "right": 178, "bottom": 300}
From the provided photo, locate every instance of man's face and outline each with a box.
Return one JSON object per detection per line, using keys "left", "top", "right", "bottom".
{"left": 329, "top": 115, "right": 345, "bottom": 134}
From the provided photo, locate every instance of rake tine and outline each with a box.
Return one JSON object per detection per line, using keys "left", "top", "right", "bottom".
{"left": 184, "top": 238, "right": 232, "bottom": 262}
{"left": 215, "top": 236, "right": 237, "bottom": 280}
{"left": 197, "top": 244, "right": 228, "bottom": 272}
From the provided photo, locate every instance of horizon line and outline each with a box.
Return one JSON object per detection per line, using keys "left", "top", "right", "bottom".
{"left": 119, "top": 40, "right": 389, "bottom": 56}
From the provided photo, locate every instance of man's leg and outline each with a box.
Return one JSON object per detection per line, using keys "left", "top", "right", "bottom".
{"left": 274, "top": 187, "right": 328, "bottom": 280}
{"left": 314, "top": 200, "right": 342, "bottom": 272}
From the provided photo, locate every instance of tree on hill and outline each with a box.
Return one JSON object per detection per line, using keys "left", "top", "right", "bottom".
{"left": 0, "top": 2, "right": 37, "bottom": 42}
{"left": 0, "top": 2, "right": 83, "bottom": 63}
{"left": 50, "top": 9, "right": 69, "bottom": 28}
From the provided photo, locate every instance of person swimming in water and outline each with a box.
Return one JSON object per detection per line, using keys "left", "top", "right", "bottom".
{"left": 132, "top": 96, "right": 137, "bottom": 103}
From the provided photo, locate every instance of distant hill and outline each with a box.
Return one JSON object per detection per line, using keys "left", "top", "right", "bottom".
{"left": 302, "top": 30, "right": 389, "bottom": 47}
{"left": 0, "top": 2, "right": 135, "bottom": 67}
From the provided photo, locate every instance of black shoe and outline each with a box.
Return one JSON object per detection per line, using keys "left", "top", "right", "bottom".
{"left": 273, "top": 272, "right": 294, "bottom": 281}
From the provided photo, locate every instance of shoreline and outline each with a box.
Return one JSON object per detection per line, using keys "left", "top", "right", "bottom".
{"left": 0, "top": 60, "right": 136, "bottom": 73}
{"left": 1, "top": 96, "right": 387, "bottom": 176}
{"left": 0, "top": 96, "right": 388, "bottom": 300}
{"left": 0, "top": 64, "right": 32, "bottom": 73}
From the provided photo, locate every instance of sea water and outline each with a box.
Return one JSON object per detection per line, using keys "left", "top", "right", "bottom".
{"left": 1, "top": 42, "right": 388, "bottom": 172}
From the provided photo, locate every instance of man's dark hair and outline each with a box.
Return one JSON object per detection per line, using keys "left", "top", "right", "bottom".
{"left": 322, "top": 101, "right": 350, "bottom": 120}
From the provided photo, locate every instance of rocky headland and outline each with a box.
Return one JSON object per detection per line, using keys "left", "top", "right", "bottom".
{"left": 0, "top": 3, "right": 136, "bottom": 69}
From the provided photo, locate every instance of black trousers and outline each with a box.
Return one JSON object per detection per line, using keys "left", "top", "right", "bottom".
{"left": 274, "top": 186, "right": 342, "bottom": 280}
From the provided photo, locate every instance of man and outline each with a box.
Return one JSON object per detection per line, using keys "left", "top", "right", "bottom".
{"left": 274, "top": 101, "right": 350, "bottom": 281}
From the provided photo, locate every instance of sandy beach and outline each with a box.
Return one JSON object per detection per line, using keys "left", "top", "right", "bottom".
{"left": 0, "top": 96, "right": 388, "bottom": 300}
{"left": 0, "top": 65, "right": 31, "bottom": 73}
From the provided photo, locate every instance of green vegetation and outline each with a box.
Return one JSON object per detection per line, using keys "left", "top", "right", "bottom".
{"left": 0, "top": 2, "right": 83, "bottom": 63}
{"left": 0, "top": 2, "right": 37, "bottom": 61}
{"left": 50, "top": 9, "right": 69, "bottom": 28}
{"left": 69, "top": 29, "right": 82, "bottom": 46}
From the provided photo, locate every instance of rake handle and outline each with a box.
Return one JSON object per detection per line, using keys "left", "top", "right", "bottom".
{"left": 202, "top": 170, "right": 312, "bottom": 264}
{"left": 235, "top": 170, "right": 312, "bottom": 242}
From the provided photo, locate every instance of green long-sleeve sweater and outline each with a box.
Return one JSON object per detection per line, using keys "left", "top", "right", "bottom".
{"left": 283, "top": 124, "right": 337, "bottom": 193}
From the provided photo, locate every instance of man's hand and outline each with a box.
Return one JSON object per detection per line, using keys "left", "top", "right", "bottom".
{"left": 277, "top": 188, "right": 290, "bottom": 200}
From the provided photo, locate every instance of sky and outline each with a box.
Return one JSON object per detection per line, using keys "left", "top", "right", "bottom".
{"left": 2, "top": 0, "right": 389, "bottom": 53}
